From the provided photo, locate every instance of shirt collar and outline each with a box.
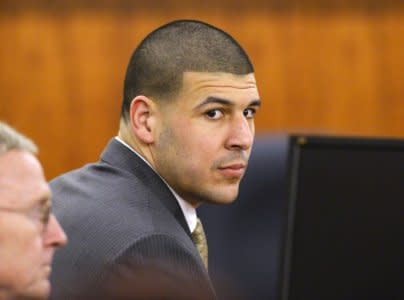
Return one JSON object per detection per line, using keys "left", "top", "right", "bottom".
{"left": 114, "top": 136, "right": 197, "bottom": 232}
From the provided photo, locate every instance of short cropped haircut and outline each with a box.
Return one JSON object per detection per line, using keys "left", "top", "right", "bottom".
{"left": 121, "top": 20, "right": 254, "bottom": 121}
{"left": 0, "top": 122, "right": 38, "bottom": 155}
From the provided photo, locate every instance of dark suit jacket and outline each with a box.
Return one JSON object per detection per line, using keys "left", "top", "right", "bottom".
{"left": 49, "top": 139, "right": 215, "bottom": 300}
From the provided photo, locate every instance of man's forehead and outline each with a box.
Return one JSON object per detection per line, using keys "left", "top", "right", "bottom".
{"left": 175, "top": 72, "right": 259, "bottom": 106}
{"left": 182, "top": 71, "right": 257, "bottom": 88}
{"left": 0, "top": 150, "right": 42, "bottom": 177}
{"left": 0, "top": 150, "right": 49, "bottom": 208}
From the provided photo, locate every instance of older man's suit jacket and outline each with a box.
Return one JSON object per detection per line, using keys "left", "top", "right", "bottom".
{"left": 49, "top": 139, "right": 215, "bottom": 300}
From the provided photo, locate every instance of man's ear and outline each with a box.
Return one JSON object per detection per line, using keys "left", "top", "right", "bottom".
{"left": 128, "top": 96, "right": 156, "bottom": 144}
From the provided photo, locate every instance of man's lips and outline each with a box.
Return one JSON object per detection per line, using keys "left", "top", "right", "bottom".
{"left": 217, "top": 163, "right": 246, "bottom": 177}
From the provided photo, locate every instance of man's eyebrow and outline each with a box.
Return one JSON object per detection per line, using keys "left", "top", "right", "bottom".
{"left": 249, "top": 99, "right": 261, "bottom": 107}
{"left": 194, "top": 96, "right": 261, "bottom": 110}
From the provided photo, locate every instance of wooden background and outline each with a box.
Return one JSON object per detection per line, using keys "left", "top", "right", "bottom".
{"left": 1, "top": 1, "right": 403, "bottom": 179}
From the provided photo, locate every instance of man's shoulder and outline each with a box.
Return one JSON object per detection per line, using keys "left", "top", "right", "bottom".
{"left": 50, "top": 158, "right": 135, "bottom": 188}
{"left": 51, "top": 159, "right": 161, "bottom": 220}
{"left": 50, "top": 159, "right": 150, "bottom": 205}
{"left": 49, "top": 159, "right": 188, "bottom": 255}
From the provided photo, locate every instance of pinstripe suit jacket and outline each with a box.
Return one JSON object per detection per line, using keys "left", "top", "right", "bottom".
{"left": 49, "top": 139, "right": 215, "bottom": 300}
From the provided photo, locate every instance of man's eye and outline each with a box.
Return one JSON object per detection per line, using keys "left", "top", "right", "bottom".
{"left": 244, "top": 108, "right": 256, "bottom": 119}
{"left": 205, "top": 109, "right": 223, "bottom": 120}
{"left": 41, "top": 205, "right": 51, "bottom": 225}
{"left": 31, "top": 205, "right": 51, "bottom": 227}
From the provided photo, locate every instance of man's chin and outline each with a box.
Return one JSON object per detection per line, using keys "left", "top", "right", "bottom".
{"left": 204, "top": 187, "right": 239, "bottom": 205}
{"left": 180, "top": 183, "right": 239, "bottom": 206}
{"left": 15, "top": 280, "right": 50, "bottom": 300}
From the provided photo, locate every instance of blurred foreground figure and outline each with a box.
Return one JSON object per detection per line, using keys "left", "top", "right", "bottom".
{"left": 50, "top": 19, "right": 261, "bottom": 300}
{"left": 0, "top": 122, "right": 67, "bottom": 300}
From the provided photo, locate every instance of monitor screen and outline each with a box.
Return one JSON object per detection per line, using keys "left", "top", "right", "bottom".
{"left": 281, "top": 136, "right": 404, "bottom": 300}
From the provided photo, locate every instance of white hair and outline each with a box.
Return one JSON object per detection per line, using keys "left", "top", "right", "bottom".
{"left": 0, "top": 121, "right": 38, "bottom": 156}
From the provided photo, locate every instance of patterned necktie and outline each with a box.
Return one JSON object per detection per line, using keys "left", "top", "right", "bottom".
{"left": 192, "top": 218, "right": 208, "bottom": 270}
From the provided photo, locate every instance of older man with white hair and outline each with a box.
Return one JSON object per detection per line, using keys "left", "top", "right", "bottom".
{"left": 0, "top": 122, "right": 67, "bottom": 300}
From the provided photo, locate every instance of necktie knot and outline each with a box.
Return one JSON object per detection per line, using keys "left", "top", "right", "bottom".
{"left": 192, "top": 218, "right": 208, "bottom": 270}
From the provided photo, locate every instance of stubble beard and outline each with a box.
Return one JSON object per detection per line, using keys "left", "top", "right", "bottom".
{"left": 156, "top": 126, "right": 246, "bottom": 206}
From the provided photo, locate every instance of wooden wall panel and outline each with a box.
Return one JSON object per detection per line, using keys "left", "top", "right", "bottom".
{"left": 0, "top": 5, "right": 403, "bottom": 179}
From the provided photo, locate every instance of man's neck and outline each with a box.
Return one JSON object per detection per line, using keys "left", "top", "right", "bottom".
{"left": 118, "top": 124, "right": 156, "bottom": 169}
{"left": 114, "top": 135, "right": 197, "bottom": 232}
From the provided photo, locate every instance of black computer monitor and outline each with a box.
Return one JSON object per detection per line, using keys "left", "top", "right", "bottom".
{"left": 280, "top": 136, "right": 404, "bottom": 300}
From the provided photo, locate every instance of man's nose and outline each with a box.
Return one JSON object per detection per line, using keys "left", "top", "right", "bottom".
{"left": 43, "top": 214, "right": 68, "bottom": 248}
{"left": 225, "top": 114, "right": 254, "bottom": 151}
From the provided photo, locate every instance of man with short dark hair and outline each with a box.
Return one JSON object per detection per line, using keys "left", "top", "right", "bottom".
{"left": 50, "top": 20, "right": 261, "bottom": 299}
{"left": 0, "top": 122, "right": 67, "bottom": 300}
